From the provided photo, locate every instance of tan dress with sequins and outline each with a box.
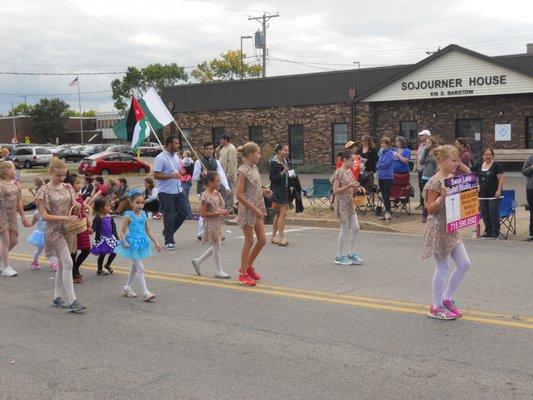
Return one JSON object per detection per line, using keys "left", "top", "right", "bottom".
{"left": 35, "top": 183, "right": 77, "bottom": 257}
{"left": 201, "top": 191, "right": 225, "bottom": 245}
{"left": 236, "top": 163, "right": 266, "bottom": 229}
{"left": 330, "top": 168, "right": 356, "bottom": 228}
{"left": 0, "top": 180, "right": 21, "bottom": 234}
{"left": 421, "top": 176, "right": 462, "bottom": 259}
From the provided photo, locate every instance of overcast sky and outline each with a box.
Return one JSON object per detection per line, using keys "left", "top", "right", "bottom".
{"left": 1, "top": 0, "right": 532, "bottom": 115}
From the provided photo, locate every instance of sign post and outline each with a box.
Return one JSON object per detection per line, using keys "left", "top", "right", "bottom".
{"left": 444, "top": 173, "right": 481, "bottom": 233}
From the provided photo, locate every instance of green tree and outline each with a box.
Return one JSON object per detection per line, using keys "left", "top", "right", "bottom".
{"left": 29, "top": 98, "right": 71, "bottom": 142}
{"left": 8, "top": 103, "right": 33, "bottom": 116}
{"left": 111, "top": 63, "right": 188, "bottom": 111}
{"left": 66, "top": 110, "right": 97, "bottom": 117}
{"left": 191, "top": 50, "right": 262, "bottom": 82}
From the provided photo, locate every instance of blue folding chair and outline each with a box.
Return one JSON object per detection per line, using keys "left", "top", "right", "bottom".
{"left": 499, "top": 190, "right": 517, "bottom": 239}
{"left": 302, "top": 178, "right": 332, "bottom": 210}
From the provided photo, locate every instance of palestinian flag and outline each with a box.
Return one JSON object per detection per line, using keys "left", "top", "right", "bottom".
{"left": 139, "top": 87, "right": 175, "bottom": 130}
{"left": 126, "top": 95, "right": 150, "bottom": 150}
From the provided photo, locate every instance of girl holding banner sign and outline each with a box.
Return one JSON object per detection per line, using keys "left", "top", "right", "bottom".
{"left": 422, "top": 145, "right": 472, "bottom": 320}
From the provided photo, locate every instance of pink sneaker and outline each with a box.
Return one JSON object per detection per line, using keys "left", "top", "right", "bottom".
{"left": 443, "top": 299, "right": 462, "bottom": 317}
{"left": 30, "top": 260, "right": 41, "bottom": 270}
{"left": 49, "top": 262, "right": 58, "bottom": 272}
{"left": 428, "top": 305, "right": 456, "bottom": 320}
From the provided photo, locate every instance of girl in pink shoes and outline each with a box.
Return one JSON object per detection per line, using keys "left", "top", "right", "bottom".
{"left": 235, "top": 142, "right": 272, "bottom": 286}
{"left": 0, "top": 161, "right": 30, "bottom": 277}
{"left": 422, "top": 145, "right": 472, "bottom": 320}
{"left": 192, "top": 171, "right": 230, "bottom": 279}
{"left": 116, "top": 192, "right": 161, "bottom": 301}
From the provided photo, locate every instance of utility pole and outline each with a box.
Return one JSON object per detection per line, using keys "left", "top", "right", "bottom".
{"left": 249, "top": 12, "right": 279, "bottom": 78}
{"left": 11, "top": 103, "right": 17, "bottom": 144}
{"left": 240, "top": 35, "right": 252, "bottom": 80}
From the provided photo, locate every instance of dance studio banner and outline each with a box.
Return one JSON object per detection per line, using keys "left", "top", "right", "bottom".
{"left": 444, "top": 173, "right": 481, "bottom": 233}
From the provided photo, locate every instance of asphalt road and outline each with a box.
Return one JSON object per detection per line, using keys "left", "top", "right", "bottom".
{"left": 1, "top": 220, "right": 532, "bottom": 399}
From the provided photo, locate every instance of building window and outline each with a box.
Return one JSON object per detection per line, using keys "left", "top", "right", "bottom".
{"left": 249, "top": 126, "right": 263, "bottom": 147}
{"left": 399, "top": 121, "right": 418, "bottom": 150}
{"left": 332, "top": 123, "right": 348, "bottom": 164}
{"left": 455, "top": 118, "right": 482, "bottom": 164}
{"left": 288, "top": 124, "right": 304, "bottom": 164}
{"left": 527, "top": 117, "right": 533, "bottom": 149}
{"left": 212, "top": 127, "right": 225, "bottom": 146}
{"left": 180, "top": 128, "right": 192, "bottom": 151}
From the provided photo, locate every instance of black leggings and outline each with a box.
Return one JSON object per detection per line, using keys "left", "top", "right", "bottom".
{"left": 97, "top": 253, "right": 116, "bottom": 271}
{"left": 71, "top": 249, "right": 90, "bottom": 276}
{"left": 379, "top": 179, "right": 393, "bottom": 212}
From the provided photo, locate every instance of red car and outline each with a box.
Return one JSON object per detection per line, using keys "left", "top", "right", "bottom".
{"left": 79, "top": 152, "right": 151, "bottom": 176}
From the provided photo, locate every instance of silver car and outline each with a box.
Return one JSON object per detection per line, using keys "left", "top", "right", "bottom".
{"left": 11, "top": 146, "right": 53, "bottom": 168}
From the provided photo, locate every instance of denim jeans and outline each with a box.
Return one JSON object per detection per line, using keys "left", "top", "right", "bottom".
{"left": 182, "top": 181, "right": 193, "bottom": 218}
{"left": 379, "top": 179, "right": 393, "bottom": 212}
{"left": 480, "top": 198, "right": 500, "bottom": 238}
{"left": 158, "top": 192, "right": 188, "bottom": 245}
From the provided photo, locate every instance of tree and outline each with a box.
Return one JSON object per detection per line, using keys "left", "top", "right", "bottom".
{"left": 111, "top": 63, "right": 188, "bottom": 111}
{"left": 8, "top": 103, "right": 33, "bottom": 116}
{"left": 66, "top": 110, "right": 97, "bottom": 117}
{"left": 29, "top": 98, "right": 71, "bottom": 142}
{"left": 191, "top": 50, "right": 262, "bottom": 82}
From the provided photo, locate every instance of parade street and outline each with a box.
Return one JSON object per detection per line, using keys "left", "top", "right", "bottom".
{"left": 1, "top": 220, "right": 532, "bottom": 400}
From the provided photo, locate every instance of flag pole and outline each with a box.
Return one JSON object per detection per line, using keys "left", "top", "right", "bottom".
{"left": 171, "top": 119, "right": 205, "bottom": 169}
{"left": 77, "top": 77, "right": 84, "bottom": 145}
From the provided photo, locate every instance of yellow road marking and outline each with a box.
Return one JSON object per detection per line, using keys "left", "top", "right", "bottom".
{"left": 9, "top": 253, "right": 533, "bottom": 330}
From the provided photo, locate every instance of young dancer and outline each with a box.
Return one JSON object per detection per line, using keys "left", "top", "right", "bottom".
{"left": 68, "top": 174, "right": 92, "bottom": 284}
{"left": 235, "top": 142, "right": 272, "bottom": 286}
{"left": 116, "top": 192, "right": 161, "bottom": 301}
{"left": 35, "top": 158, "right": 86, "bottom": 312}
{"left": 27, "top": 211, "right": 59, "bottom": 271}
{"left": 422, "top": 145, "right": 472, "bottom": 320}
{"left": 0, "top": 161, "right": 30, "bottom": 277}
{"left": 91, "top": 198, "right": 119, "bottom": 276}
{"left": 191, "top": 171, "right": 230, "bottom": 279}
{"left": 330, "top": 150, "right": 365, "bottom": 266}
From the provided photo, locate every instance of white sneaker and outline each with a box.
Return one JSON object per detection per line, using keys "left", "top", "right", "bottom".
{"left": 1, "top": 266, "right": 17, "bottom": 277}
{"left": 121, "top": 288, "right": 137, "bottom": 298}
{"left": 215, "top": 271, "right": 231, "bottom": 279}
{"left": 143, "top": 291, "right": 156, "bottom": 302}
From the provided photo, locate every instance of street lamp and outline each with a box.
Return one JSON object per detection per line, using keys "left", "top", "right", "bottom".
{"left": 240, "top": 35, "right": 253, "bottom": 80}
{"left": 353, "top": 61, "right": 360, "bottom": 69}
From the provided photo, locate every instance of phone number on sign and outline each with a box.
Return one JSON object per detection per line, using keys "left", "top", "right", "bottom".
{"left": 447, "top": 215, "right": 478, "bottom": 232}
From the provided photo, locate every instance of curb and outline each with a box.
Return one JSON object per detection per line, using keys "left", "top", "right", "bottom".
{"left": 284, "top": 217, "right": 403, "bottom": 233}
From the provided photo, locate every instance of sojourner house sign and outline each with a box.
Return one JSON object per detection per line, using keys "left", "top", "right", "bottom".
{"left": 401, "top": 75, "right": 507, "bottom": 97}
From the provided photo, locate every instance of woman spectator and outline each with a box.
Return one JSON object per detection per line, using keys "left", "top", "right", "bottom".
{"left": 269, "top": 144, "right": 292, "bottom": 246}
{"left": 143, "top": 177, "right": 161, "bottom": 219}
{"left": 80, "top": 176, "right": 94, "bottom": 200}
{"left": 522, "top": 154, "right": 533, "bottom": 241}
{"left": 473, "top": 147, "right": 504, "bottom": 239}
{"left": 376, "top": 137, "right": 395, "bottom": 223}
{"left": 393, "top": 136, "right": 411, "bottom": 174}
{"left": 454, "top": 137, "right": 473, "bottom": 168}
{"left": 357, "top": 135, "right": 378, "bottom": 174}
{"left": 420, "top": 136, "right": 441, "bottom": 223}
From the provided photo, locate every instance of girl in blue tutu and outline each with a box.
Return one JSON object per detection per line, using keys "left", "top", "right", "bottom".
{"left": 116, "top": 192, "right": 161, "bottom": 301}
{"left": 27, "top": 211, "right": 58, "bottom": 271}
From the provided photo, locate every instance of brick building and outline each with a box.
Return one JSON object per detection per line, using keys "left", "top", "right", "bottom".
{"left": 163, "top": 44, "right": 533, "bottom": 167}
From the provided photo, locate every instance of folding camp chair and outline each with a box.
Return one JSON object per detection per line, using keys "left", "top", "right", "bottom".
{"left": 390, "top": 173, "right": 412, "bottom": 215}
{"left": 302, "top": 178, "right": 332, "bottom": 210}
{"left": 499, "top": 190, "right": 517, "bottom": 239}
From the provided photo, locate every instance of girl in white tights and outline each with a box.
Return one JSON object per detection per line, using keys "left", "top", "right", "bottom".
{"left": 331, "top": 150, "right": 365, "bottom": 266}
{"left": 192, "top": 171, "right": 230, "bottom": 279}
{"left": 422, "top": 145, "right": 472, "bottom": 320}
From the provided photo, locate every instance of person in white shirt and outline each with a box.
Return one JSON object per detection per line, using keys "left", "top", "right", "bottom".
{"left": 193, "top": 142, "right": 230, "bottom": 239}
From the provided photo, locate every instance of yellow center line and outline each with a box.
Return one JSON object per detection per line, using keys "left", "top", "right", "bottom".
{"left": 9, "top": 253, "right": 533, "bottom": 330}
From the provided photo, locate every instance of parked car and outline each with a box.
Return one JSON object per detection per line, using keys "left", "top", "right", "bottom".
{"left": 51, "top": 144, "right": 74, "bottom": 155}
{"left": 106, "top": 145, "right": 135, "bottom": 156}
{"left": 139, "top": 142, "right": 163, "bottom": 157}
{"left": 11, "top": 146, "right": 53, "bottom": 168}
{"left": 79, "top": 152, "right": 151, "bottom": 176}
{"left": 81, "top": 143, "right": 113, "bottom": 156}
{"left": 56, "top": 147, "right": 87, "bottom": 163}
